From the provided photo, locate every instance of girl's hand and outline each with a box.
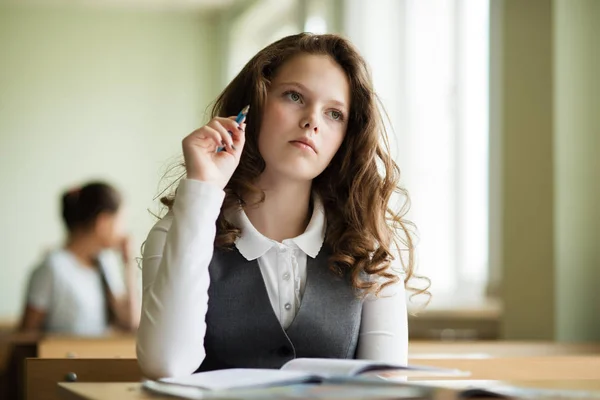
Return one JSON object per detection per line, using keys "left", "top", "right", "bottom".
{"left": 182, "top": 116, "right": 246, "bottom": 189}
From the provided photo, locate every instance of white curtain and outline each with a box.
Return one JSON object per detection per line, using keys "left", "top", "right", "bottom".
{"left": 345, "top": 0, "right": 490, "bottom": 307}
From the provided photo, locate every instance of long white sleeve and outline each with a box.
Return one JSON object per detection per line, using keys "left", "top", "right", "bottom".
{"left": 136, "top": 179, "right": 224, "bottom": 379}
{"left": 355, "top": 264, "right": 409, "bottom": 365}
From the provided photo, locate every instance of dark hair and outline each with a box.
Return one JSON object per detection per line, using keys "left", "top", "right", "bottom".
{"left": 61, "top": 182, "right": 121, "bottom": 232}
{"left": 160, "top": 33, "right": 430, "bottom": 301}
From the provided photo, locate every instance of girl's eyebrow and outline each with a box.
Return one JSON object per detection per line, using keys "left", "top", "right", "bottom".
{"left": 277, "top": 81, "right": 348, "bottom": 111}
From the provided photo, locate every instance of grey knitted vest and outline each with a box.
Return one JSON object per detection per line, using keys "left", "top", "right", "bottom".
{"left": 197, "top": 245, "right": 363, "bottom": 371}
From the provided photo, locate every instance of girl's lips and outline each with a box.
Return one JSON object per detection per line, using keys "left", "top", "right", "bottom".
{"left": 289, "top": 138, "right": 317, "bottom": 153}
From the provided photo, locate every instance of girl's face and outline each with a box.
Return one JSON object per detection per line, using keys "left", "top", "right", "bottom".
{"left": 258, "top": 53, "right": 350, "bottom": 182}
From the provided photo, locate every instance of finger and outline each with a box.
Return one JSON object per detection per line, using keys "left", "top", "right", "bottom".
{"left": 187, "top": 126, "right": 223, "bottom": 149}
{"left": 230, "top": 125, "right": 245, "bottom": 154}
{"left": 219, "top": 117, "right": 246, "bottom": 143}
{"left": 208, "top": 120, "right": 236, "bottom": 149}
{"left": 225, "top": 122, "right": 245, "bottom": 146}
{"left": 215, "top": 119, "right": 246, "bottom": 154}
{"left": 215, "top": 117, "right": 243, "bottom": 139}
{"left": 222, "top": 118, "right": 245, "bottom": 143}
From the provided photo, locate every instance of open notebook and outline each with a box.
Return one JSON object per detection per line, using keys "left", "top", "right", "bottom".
{"left": 149, "top": 358, "right": 468, "bottom": 391}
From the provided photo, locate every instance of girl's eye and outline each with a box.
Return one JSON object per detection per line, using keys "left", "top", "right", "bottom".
{"left": 285, "top": 91, "right": 302, "bottom": 103}
{"left": 328, "top": 110, "right": 344, "bottom": 121}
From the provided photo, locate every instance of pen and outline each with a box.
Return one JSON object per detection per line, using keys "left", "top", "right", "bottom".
{"left": 217, "top": 105, "right": 250, "bottom": 152}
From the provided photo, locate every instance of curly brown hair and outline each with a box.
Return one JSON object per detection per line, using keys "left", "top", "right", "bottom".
{"left": 160, "top": 33, "right": 429, "bottom": 301}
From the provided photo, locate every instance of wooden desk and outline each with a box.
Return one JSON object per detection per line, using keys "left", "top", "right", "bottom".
{"left": 38, "top": 334, "right": 136, "bottom": 358}
{"left": 408, "top": 340, "right": 600, "bottom": 358}
{"left": 54, "top": 356, "right": 600, "bottom": 399}
{"left": 2, "top": 332, "right": 134, "bottom": 399}
{"left": 0, "top": 332, "right": 41, "bottom": 373}
{"left": 59, "top": 383, "right": 152, "bottom": 400}
{"left": 27, "top": 343, "right": 600, "bottom": 400}
{"left": 58, "top": 380, "right": 600, "bottom": 400}
{"left": 409, "top": 356, "right": 600, "bottom": 380}
{"left": 28, "top": 338, "right": 600, "bottom": 360}
{"left": 0, "top": 332, "right": 42, "bottom": 400}
{"left": 26, "top": 358, "right": 142, "bottom": 400}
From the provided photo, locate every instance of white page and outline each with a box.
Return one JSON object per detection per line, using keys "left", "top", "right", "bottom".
{"left": 281, "top": 358, "right": 469, "bottom": 378}
{"left": 280, "top": 358, "right": 405, "bottom": 377}
{"left": 143, "top": 380, "right": 209, "bottom": 400}
{"left": 159, "top": 368, "right": 317, "bottom": 390}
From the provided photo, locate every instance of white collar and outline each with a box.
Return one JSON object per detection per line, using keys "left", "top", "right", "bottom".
{"left": 228, "top": 196, "right": 326, "bottom": 261}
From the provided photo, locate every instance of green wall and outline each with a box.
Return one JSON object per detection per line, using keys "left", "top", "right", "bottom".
{"left": 554, "top": 0, "right": 600, "bottom": 342}
{"left": 498, "top": 0, "right": 600, "bottom": 341}
{"left": 0, "top": 4, "right": 219, "bottom": 321}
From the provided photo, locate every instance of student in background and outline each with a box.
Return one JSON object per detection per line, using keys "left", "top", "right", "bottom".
{"left": 19, "top": 182, "right": 140, "bottom": 335}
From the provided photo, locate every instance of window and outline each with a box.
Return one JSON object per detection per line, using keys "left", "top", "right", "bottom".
{"left": 344, "top": 0, "right": 490, "bottom": 308}
{"left": 226, "top": 0, "right": 299, "bottom": 82}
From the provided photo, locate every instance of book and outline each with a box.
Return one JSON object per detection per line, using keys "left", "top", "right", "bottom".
{"left": 142, "top": 360, "right": 600, "bottom": 400}
{"left": 152, "top": 358, "right": 468, "bottom": 391}
{"left": 142, "top": 380, "right": 436, "bottom": 400}
{"left": 144, "top": 377, "right": 600, "bottom": 400}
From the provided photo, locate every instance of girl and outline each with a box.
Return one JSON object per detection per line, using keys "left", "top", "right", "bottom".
{"left": 20, "top": 182, "right": 140, "bottom": 335}
{"left": 137, "top": 33, "right": 426, "bottom": 379}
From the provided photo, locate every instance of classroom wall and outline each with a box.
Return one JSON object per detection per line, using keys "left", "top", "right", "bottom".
{"left": 498, "top": 0, "right": 556, "bottom": 339}
{"left": 554, "top": 0, "right": 600, "bottom": 341}
{"left": 498, "top": 0, "right": 600, "bottom": 341}
{"left": 0, "top": 4, "right": 219, "bottom": 322}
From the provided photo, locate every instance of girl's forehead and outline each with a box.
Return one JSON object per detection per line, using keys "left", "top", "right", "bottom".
{"left": 274, "top": 53, "right": 341, "bottom": 78}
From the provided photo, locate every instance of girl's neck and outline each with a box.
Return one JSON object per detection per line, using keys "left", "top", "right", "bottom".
{"left": 65, "top": 233, "right": 101, "bottom": 268}
{"left": 244, "top": 177, "right": 313, "bottom": 243}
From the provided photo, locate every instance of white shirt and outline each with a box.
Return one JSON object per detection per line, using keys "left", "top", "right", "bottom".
{"left": 137, "top": 179, "right": 408, "bottom": 379}
{"left": 226, "top": 194, "right": 325, "bottom": 329}
{"left": 26, "top": 249, "right": 126, "bottom": 336}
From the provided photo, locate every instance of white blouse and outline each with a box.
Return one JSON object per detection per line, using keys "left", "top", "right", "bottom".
{"left": 136, "top": 179, "right": 408, "bottom": 379}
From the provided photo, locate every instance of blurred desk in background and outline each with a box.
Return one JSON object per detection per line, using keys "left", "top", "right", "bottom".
{"left": 10, "top": 339, "right": 600, "bottom": 400}
{"left": 1, "top": 331, "right": 135, "bottom": 400}
{"left": 38, "top": 337, "right": 600, "bottom": 361}
{"left": 35, "top": 337, "right": 600, "bottom": 360}
{"left": 409, "top": 340, "right": 600, "bottom": 359}
{"left": 27, "top": 358, "right": 142, "bottom": 400}
{"left": 408, "top": 356, "right": 600, "bottom": 380}
{"left": 0, "top": 331, "right": 42, "bottom": 400}
{"left": 38, "top": 333, "right": 136, "bottom": 358}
